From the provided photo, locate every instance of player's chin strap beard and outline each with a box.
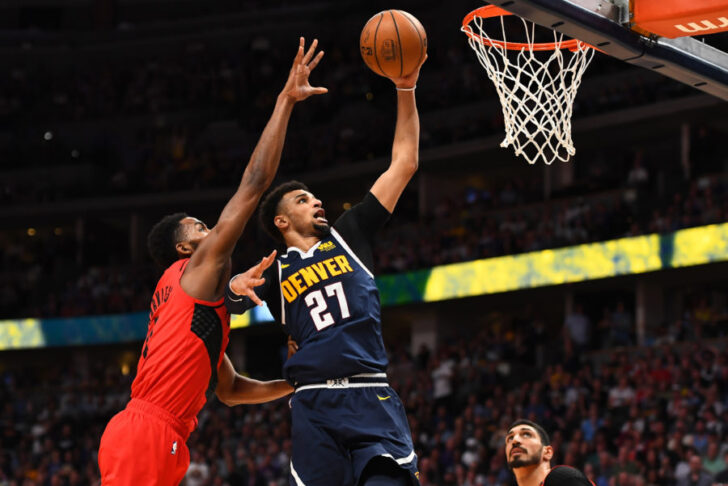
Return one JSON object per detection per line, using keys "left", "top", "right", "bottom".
{"left": 313, "top": 223, "right": 330, "bottom": 237}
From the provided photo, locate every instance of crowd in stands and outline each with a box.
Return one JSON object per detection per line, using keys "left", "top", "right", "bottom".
{"left": 3, "top": 3, "right": 728, "bottom": 485}
{"left": 376, "top": 167, "right": 728, "bottom": 274}
{"left": 2, "top": 146, "right": 725, "bottom": 320}
{"left": 2, "top": 0, "right": 723, "bottom": 321}
{"left": 0, "top": 1, "right": 697, "bottom": 205}
{"left": 2, "top": 302, "right": 728, "bottom": 486}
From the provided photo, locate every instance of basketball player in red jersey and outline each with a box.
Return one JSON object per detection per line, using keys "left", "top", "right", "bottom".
{"left": 98, "top": 38, "right": 327, "bottom": 486}
{"left": 506, "top": 419, "right": 594, "bottom": 486}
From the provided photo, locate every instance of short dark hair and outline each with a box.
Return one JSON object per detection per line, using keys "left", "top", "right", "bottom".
{"left": 508, "top": 419, "right": 551, "bottom": 446}
{"left": 147, "top": 212, "right": 188, "bottom": 269}
{"left": 258, "top": 181, "right": 309, "bottom": 245}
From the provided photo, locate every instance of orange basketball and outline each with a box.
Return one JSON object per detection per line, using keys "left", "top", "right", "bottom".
{"left": 360, "top": 10, "right": 427, "bottom": 79}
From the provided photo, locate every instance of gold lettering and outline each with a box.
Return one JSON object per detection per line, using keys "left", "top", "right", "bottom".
{"left": 310, "top": 263, "right": 329, "bottom": 280}
{"left": 334, "top": 255, "right": 353, "bottom": 273}
{"left": 299, "top": 266, "right": 321, "bottom": 287}
{"left": 324, "top": 258, "right": 341, "bottom": 276}
{"left": 281, "top": 280, "right": 297, "bottom": 303}
{"left": 289, "top": 272, "right": 307, "bottom": 295}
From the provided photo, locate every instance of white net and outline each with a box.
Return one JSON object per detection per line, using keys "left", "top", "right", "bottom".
{"left": 462, "top": 12, "right": 595, "bottom": 165}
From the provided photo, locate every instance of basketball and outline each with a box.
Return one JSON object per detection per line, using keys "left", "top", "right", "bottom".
{"left": 360, "top": 10, "right": 427, "bottom": 79}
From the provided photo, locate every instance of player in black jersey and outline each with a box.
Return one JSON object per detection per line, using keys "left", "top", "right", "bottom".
{"left": 506, "top": 420, "right": 594, "bottom": 486}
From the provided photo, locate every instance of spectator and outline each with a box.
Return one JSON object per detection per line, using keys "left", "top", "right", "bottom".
{"left": 610, "top": 302, "right": 633, "bottom": 347}
{"left": 564, "top": 303, "right": 591, "bottom": 352}
{"left": 676, "top": 456, "right": 712, "bottom": 486}
{"left": 700, "top": 441, "right": 725, "bottom": 475}
{"left": 713, "top": 451, "right": 728, "bottom": 485}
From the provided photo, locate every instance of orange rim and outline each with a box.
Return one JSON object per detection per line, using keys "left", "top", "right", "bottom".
{"left": 462, "top": 5, "right": 589, "bottom": 52}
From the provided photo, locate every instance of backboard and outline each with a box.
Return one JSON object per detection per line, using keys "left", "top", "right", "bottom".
{"left": 480, "top": 0, "right": 728, "bottom": 101}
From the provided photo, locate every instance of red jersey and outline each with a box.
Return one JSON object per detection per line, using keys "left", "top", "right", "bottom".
{"left": 131, "top": 258, "right": 230, "bottom": 434}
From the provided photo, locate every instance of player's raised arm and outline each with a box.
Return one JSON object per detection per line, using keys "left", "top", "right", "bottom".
{"left": 181, "top": 38, "right": 327, "bottom": 301}
{"left": 369, "top": 55, "right": 426, "bottom": 213}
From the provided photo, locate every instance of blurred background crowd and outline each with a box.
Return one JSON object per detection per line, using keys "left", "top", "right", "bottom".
{"left": 3, "top": 307, "right": 728, "bottom": 485}
{"left": 1, "top": 0, "right": 726, "bottom": 319}
{"left": 1, "top": 0, "right": 728, "bottom": 485}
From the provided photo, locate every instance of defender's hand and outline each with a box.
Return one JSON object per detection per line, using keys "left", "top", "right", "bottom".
{"left": 230, "top": 250, "right": 277, "bottom": 306}
{"left": 282, "top": 37, "right": 328, "bottom": 102}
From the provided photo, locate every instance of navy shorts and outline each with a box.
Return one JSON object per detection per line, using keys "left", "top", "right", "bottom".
{"left": 288, "top": 380, "right": 418, "bottom": 486}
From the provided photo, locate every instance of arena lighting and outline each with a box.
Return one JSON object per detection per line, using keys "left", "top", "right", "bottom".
{"left": 377, "top": 221, "right": 728, "bottom": 305}
{"left": 230, "top": 303, "right": 275, "bottom": 330}
{"left": 1, "top": 223, "right": 727, "bottom": 350}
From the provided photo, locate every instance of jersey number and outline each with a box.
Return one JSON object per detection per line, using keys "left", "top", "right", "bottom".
{"left": 304, "top": 282, "right": 350, "bottom": 331}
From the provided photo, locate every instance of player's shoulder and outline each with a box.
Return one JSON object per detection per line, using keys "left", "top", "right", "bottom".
{"left": 544, "top": 466, "right": 593, "bottom": 486}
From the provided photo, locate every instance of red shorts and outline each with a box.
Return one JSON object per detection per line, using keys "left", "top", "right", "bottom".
{"left": 98, "top": 399, "right": 192, "bottom": 486}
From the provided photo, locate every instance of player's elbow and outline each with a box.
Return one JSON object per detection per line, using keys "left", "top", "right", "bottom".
{"left": 393, "top": 155, "right": 418, "bottom": 178}
{"left": 402, "top": 158, "right": 419, "bottom": 178}
{"left": 216, "top": 388, "right": 236, "bottom": 407}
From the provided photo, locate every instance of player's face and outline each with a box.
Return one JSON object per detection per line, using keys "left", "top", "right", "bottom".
{"left": 505, "top": 425, "right": 549, "bottom": 469}
{"left": 177, "top": 217, "right": 210, "bottom": 252}
{"left": 280, "top": 190, "right": 330, "bottom": 238}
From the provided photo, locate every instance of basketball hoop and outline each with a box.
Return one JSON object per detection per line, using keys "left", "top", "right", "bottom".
{"left": 462, "top": 6, "right": 595, "bottom": 165}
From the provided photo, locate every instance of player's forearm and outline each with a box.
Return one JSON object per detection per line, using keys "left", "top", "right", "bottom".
{"left": 220, "top": 95, "right": 295, "bottom": 217}
{"left": 238, "top": 93, "right": 296, "bottom": 193}
{"left": 390, "top": 90, "right": 419, "bottom": 174}
{"left": 221, "top": 376, "right": 293, "bottom": 406}
{"left": 210, "top": 95, "right": 296, "bottom": 256}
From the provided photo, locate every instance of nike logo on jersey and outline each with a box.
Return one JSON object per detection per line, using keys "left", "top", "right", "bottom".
{"left": 280, "top": 255, "right": 354, "bottom": 303}
{"left": 281, "top": 264, "right": 290, "bottom": 269}
{"left": 377, "top": 395, "right": 391, "bottom": 401}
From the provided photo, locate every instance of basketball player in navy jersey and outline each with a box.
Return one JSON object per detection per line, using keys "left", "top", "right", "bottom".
{"left": 506, "top": 420, "right": 593, "bottom": 486}
{"left": 98, "top": 38, "right": 327, "bottom": 486}
{"left": 225, "top": 55, "right": 427, "bottom": 485}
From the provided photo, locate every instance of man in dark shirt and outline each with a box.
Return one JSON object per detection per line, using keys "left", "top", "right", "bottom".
{"left": 677, "top": 456, "right": 713, "bottom": 486}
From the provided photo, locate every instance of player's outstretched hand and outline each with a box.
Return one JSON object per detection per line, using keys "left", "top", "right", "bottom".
{"left": 390, "top": 54, "right": 427, "bottom": 90}
{"left": 230, "top": 250, "right": 277, "bottom": 306}
{"left": 282, "top": 37, "right": 328, "bottom": 102}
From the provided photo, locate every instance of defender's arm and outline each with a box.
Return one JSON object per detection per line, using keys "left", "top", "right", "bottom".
{"left": 216, "top": 354, "right": 293, "bottom": 406}
{"left": 182, "top": 39, "right": 327, "bottom": 301}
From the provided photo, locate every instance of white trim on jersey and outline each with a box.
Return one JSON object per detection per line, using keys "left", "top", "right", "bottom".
{"left": 330, "top": 228, "right": 374, "bottom": 279}
{"left": 295, "top": 382, "right": 388, "bottom": 393}
{"left": 395, "top": 450, "right": 417, "bottom": 465}
{"left": 290, "top": 461, "right": 306, "bottom": 486}
{"left": 277, "top": 260, "right": 286, "bottom": 325}
{"left": 380, "top": 450, "right": 417, "bottom": 465}
{"left": 283, "top": 240, "right": 322, "bottom": 260}
{"left": 352, "top": 372, "right": 387, "bottom": 378}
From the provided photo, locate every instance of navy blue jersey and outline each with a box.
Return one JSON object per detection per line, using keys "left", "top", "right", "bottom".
{"left": 227, "top": 192, "right": 391, "bottom": 386}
